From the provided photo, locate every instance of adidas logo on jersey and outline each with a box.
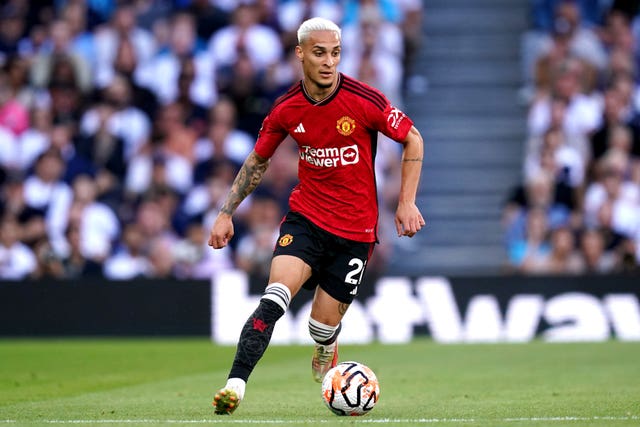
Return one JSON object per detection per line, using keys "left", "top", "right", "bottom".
{"left": 294, "top": 123, "right": 306, "bottom": 133}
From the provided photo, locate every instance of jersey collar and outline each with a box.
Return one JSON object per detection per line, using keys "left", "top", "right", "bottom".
{"left": 301, "top": 73, "right": 343, "bottom": 106}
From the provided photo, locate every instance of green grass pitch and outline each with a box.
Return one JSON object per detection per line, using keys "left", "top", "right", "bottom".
{"left": 0, "top": 339, "right": 638, "bottom": 426}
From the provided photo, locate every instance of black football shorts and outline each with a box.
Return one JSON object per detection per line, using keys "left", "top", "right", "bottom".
{"left": 273, "top": 211, "right": 374, "bottom": 304}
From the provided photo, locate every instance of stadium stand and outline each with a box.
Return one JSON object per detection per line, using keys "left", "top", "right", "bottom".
{"left": 3, "top": 0, "right": 636, "bottom": 280}
{"left": 503, "top": 0, "right": 640, "bottom": 274}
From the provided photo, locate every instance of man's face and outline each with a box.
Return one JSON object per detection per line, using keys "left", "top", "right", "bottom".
{"left": 296, "top": 30, "right": 341, "bottom": 89}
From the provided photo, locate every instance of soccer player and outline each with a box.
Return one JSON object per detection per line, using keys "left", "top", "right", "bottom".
{"left": 208, "top": 17, "right": 425, "bottom": 415}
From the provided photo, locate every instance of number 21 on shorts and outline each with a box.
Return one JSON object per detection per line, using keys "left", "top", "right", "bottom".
{"left": 345, "top": 258, "right": 366, "bottom": 295}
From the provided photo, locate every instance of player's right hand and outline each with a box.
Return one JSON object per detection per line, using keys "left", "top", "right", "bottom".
{"left": 208, "top": 213, "right": 234, "bottom": 249}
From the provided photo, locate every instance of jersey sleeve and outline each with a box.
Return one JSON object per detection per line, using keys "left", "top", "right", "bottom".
{"left": 376, "top": 103, "right": 414, "bottom": 143}
{"left": 254, "top": 108, "right": 289, "bottom": 159}
{"left": 381, "top": 104, "right": 413, "bottom": 142}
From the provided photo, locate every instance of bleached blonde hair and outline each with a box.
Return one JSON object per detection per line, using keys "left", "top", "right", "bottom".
{"left": 297, "top": 17, "right": 342, "bottom": 44}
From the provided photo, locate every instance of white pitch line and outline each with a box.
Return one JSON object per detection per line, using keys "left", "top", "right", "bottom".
{"left": 504, "top": 416, "right": 640, "bottom": 422}
{"left": 0, "top": 416, "right": 639, "bottom": 424}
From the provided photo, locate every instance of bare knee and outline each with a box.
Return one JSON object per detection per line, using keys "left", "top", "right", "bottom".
{"left": 310, "top": 287, "right": 349, "bottom": 326}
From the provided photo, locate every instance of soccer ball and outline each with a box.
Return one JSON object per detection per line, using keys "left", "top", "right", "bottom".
{"left": 321, "top": 361, "right": 380, "bottom": 416}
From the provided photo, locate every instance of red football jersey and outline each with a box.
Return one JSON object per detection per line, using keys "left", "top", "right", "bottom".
{"left": 254, "top": 73, "right": 414, "bottom": 243}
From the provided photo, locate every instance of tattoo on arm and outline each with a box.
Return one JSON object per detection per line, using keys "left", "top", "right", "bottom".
{"left": 220, "top": 152, "right": 269, "bottom": 215}
{"left": 402, "top": 158, "right": 423, "bottom": 162}
{"left": 338, "top": 303, "right": 349, "bottom": 316}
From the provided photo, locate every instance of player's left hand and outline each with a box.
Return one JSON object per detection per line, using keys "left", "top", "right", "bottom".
{"left": 395, "top": 201, "right": 426, "bottom": 238}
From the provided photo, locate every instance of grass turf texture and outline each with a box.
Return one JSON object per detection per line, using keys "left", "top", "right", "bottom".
{"left": 0, "top": 339, "right": 638, "bottom": 426}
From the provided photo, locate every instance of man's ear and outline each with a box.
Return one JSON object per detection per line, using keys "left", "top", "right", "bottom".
{"left": 295, "top": 45, "right": 304, "bottom": 62}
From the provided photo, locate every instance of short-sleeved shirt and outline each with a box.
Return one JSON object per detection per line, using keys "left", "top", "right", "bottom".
{"left": 254, "top": 73, "right": 414, "bottom": 243}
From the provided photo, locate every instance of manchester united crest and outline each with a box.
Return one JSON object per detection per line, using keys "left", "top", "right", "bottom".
{"left": 278, "top": 234, "right": 293, "bottom": 247}
{"left": 336, "top": 116, "right": 356, "bottom": 136}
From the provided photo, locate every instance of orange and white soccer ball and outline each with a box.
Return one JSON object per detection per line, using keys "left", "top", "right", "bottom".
{"left": 321, "top": 361, "right": 380, "bottom": 416}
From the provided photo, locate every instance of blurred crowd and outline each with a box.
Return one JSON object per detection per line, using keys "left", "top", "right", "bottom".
{"left": 504, "top": 0, "right": 640, "bottom": 274}
{"left": 0, "top": 0, "right": 423, "bottom": 281}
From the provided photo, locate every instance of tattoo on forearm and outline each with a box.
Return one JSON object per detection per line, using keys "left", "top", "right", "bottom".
{"left": 403, "top": 158, "right": 423, "bottom": 162}
{"left": 220, "top": 153, "right": 269, "bottom": 215}
{"left": 338, "top": 303, "right": 349, "bottom": 316}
